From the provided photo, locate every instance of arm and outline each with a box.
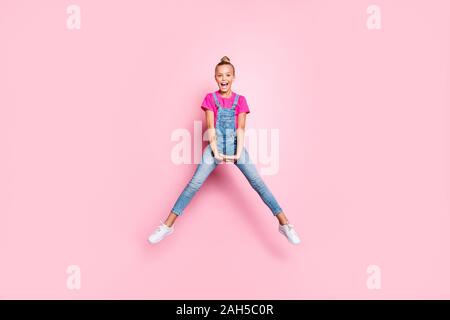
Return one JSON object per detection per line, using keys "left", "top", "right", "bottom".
{"left": 205, "top": 110, "right": 221, "bottom": 158}
{"left": 235, "top": 112, "right": 246, "bottom": 159}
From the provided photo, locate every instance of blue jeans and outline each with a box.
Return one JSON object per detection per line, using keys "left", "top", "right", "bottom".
{"left": 171, "top": 144, "right": 283, "bottom": 216}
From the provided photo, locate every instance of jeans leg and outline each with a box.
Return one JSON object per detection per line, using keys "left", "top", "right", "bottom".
{"left": 171, "top": 144, "right": 218, "bottom": 216}
{"left": 234, "top": 147, "right": 283, "bottom": 215}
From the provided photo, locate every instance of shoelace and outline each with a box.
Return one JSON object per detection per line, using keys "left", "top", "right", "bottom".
{"left": 155, "top": 220, "right": 171, "bottom": 233}
{"left": 283, "top": 224, "right": 298, "bottom": 236}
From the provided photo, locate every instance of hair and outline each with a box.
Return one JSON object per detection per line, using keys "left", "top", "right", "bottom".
{"left": 215, "top": 56, "right": 235, "bottom": 76}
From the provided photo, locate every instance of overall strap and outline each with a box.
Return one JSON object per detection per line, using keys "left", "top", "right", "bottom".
{"left": 231, "top": 94, "right": 240, "bottom": 108}
{"left": 212, "top": 92, "right": 222, "bottom": 109}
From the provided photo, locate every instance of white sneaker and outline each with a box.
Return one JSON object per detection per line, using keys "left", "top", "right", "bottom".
{"left": 279, "top": 223, "right": 301, "bottom": 245}
{"left": 148, "top": 220, "right": 174, "bottom": 244}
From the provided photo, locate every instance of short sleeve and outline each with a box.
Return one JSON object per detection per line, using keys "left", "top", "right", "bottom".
{"left": 201, "top": 93, "right": 215, "bottom": 112}
{"left": 237, "top": 95, "right": 250, "bottom": 114}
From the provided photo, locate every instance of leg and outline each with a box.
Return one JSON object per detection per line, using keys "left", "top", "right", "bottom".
{"left": 234, "top": 148, "right": 301, "bottom": 245}
{"left": 234, "top": 147, "right": 284, "bottom": 219}
{"left": 274, "top": 212, "right": 289, "bottom": 225}
{"left": 164, "top": 212, "right": 178, "bottom": 228}
{"left": 169, "top": 144, "right": 218, "bottom": 221}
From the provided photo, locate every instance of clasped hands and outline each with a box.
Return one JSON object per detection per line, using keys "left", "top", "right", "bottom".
{"left": 209, "top": 131, "right": 241, "bottom": 163}
{"left": 213, "top": 151, "right": 240, "bottom": 163}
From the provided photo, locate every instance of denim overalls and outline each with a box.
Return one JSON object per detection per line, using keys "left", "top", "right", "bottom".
{"left": 213, "top": 91, "right": 239, "bottom": 157}
{"left": 170, "top": 92, "right": 284, "bottom": 217}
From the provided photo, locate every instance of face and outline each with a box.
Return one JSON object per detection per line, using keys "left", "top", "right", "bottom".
{"left": 215, "top": 64, "right": 235, "bottom": 94}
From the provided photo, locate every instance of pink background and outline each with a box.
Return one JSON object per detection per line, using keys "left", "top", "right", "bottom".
{"left": 1, "top": 0, "right": 450, "bottom": 299}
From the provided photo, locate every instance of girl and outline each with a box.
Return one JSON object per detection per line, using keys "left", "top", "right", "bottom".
{"left": 148, "top": 56, "right": 300, "bottom": 245}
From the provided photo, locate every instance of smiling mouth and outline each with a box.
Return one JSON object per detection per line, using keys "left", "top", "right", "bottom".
{"left": 220, "top": 82, "right": 229, "bottom": 88}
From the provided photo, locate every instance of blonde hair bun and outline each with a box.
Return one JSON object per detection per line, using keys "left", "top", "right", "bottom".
{"left": 215, "top": 55, "right": 235, "bottom": 76}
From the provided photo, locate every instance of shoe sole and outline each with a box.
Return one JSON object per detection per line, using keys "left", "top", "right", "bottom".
{"left": 148, "top": 229, "right": 174, "bottom": 244}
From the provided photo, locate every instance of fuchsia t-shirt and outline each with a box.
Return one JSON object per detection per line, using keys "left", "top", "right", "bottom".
{"left": 201, "top": 90, "right": 250, "bottom": 128}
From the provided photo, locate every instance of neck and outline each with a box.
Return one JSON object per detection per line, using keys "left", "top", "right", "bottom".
{"left": 219, "top": 89, "right": 232, "bottom": 98}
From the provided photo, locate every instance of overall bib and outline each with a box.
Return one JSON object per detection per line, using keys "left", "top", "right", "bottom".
{"left": 213, "top": 91, "right": 239, "bottom": 157}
